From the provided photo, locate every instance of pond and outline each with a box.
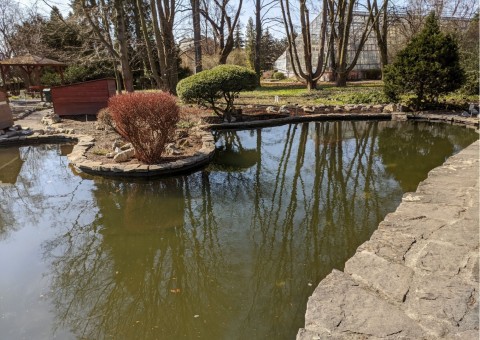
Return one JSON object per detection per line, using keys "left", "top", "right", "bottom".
{"left": 0, "top": 121, "right": 477, "bottom": 339}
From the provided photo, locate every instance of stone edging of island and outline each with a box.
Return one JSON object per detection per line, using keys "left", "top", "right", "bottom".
{"left": 69, "top": 129, "right": 216, "bottom": 177}
{"left": 0, "top": 130, "right": 216, "bottom": 177}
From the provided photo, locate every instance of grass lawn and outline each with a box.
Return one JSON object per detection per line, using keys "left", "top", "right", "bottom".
{"left": 236, "top": 80, "right": 478, "bottom": 108}
{"left": 237, "top": 80, "right": 387, "bottom": 106}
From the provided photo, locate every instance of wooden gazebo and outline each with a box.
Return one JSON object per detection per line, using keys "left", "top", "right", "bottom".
{"left": 0, "top": 54, "right": 67, "bottom": 98}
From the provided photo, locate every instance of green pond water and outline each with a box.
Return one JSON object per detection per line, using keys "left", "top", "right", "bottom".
{"left": 0, "top": 121, "right": 477, "bottom": 339}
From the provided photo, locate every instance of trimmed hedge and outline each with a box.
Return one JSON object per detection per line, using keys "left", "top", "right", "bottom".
{"left": 176, "top": 65, "right": 258, "bottom": 122}
{"left": 272, "top": 71, "right": 286, "bottom": 80}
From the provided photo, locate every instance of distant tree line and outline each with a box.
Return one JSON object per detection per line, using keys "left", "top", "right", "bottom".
{"left": 0, "top": 0, "right": 477, "bottom": 93}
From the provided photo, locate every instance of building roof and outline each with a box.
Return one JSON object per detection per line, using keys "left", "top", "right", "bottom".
{"left": 0, "top": 54, "right": 66, "bottom": 66}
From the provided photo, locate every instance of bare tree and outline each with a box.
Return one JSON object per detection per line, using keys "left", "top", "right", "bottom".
{"left": 191, "top": 0, "right": 203, "bottom": 72}
{"left": 135, "top": 0, "right": 162, "bottom": 87}
{"left": 200, "top": 0, "right": 243, "bottom": 64}
{"left": 0, "top": 0, "right": 23, "bottom": 59}
{"left": 326, "top": 0, "right": 386, "bottom": 86}
{"left": 367, "top": 0, "right": 389, "bottom": 73}
{"left": 151, "top": 0, "right": 179, "bottom": 93}
{"left": 252, "top": 0, "right": 280, "bottom": 78}
{"left": 81, "top": 0, "right": 134, "bottom": 92}
{"left": 112, "top": 0, "right": 134, "bottom": 92}
{"left": 279, "top": 0, "right": 329, "bottom": 90}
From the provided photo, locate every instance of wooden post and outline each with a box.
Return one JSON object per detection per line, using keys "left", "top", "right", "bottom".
{"left": 59, "top": 67, "right": 65, "bottom": 84}
{"left": 0, "top": 65, "right": 7, "bottom": 92}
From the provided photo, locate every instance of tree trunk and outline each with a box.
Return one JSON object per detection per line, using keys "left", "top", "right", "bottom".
{"left": 191, "top": 0, "right": 202, "bottom": 73}
{"left": 336, "top": 73, "right": 348, "bottom": 87}
{"left": 113, "top": 0, "right": 134, "bottom": 92}
{"left": 150, "top": 0, "right": 167, "bottom": 90}
{"left": 113, "top": 60, "right": 122, "bottom": 94}
{"left": 163, "top": 27, "right": 178, "bottom": 92}
{"left": 254, "top": 0, "right": 261, "bottom": 78}
{"left": 155, "top": 0, "right": 178, "bottom": 93}
{"left": 131, "top": 0, "right": 150, "bottom": 83}
{"left": 136, "top": 0, "right": 162, "bottom": 88}
{"left": 306, "top": 78, "right": 317, "bottom": 90}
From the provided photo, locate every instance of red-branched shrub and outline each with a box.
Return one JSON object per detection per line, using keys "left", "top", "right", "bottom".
{"left": 108, "top": 92, "right": 180, "bottom": 164}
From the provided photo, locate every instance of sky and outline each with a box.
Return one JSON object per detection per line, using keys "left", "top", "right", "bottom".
{"left": 17, "top": 0, "right": 72, "bottom": 15}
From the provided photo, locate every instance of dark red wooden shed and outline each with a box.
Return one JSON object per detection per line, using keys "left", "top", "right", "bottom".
{"left": 51, "top": 78, "right": 116, "bottom": 116}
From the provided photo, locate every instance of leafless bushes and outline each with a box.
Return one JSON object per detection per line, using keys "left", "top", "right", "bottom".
{"left": 108, "top": 92, "right": 179, "bottom": 164}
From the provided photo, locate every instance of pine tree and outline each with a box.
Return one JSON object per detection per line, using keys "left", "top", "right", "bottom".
{"left": 233, "top": 21, "right": 244, "bottom": 49}
{"left": 384, "top": 12, "right": 465, "bottom": 109}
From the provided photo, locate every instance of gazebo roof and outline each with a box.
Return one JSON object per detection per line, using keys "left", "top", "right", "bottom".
{"left": 0, "top": 54, "right": 66, "bottom": 67}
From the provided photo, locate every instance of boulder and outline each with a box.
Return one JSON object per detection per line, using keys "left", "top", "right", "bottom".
{"left": 266, "top": 106, "right": 277, "bottom": 113}
{"left": 383, "top": 104, "right": 396, "bottom": 113}
{"left": 468, "top": 104, "right": 478, "bottom": 116}
{"left": 41, "top": 113, "right": 61, "bottom": 125}
{"left": 114, "top": 148, "right": 135, "bottom": 163}
{"left": 120, "top": 143, "right": 133, "bottom": 151}
{"left": 302, "top": 106, "right": 315, "bottom": 114}
{"left": 166, "top": 143, "right": 183, "bottom": 156}
{"left": 112, "top": 140, "right": 123, "bottom": 150}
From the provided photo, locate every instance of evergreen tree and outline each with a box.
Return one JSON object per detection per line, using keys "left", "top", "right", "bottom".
{"left": 260, "top": 29, "right": 288, "bottom": 71}
{"left": 383, "top": 12, "right": 465, "bottom": 108}
{"left": 233, "top": 21, "right": 244, "bottom": 49}
{"left": 245, "top": 17, "right": 255, "bottom": 69}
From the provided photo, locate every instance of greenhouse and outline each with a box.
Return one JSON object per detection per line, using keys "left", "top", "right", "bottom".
{"left": 274, "top": 11, "right": 383, "bottom": 81}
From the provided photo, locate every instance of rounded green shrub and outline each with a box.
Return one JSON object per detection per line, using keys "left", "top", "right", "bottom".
{"left": 176, "top": 65, "right": 258, "bottom": 122}
{"left": 272, "top": 71, "right": 286, "bottom": 80}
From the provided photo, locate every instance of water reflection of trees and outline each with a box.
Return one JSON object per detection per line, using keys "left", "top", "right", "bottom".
{"left": 41, "top": 121, "right": 477, "bottom": 340}
{"left": 44, "top": 174, "right": 233, "bottom": 339}
{"left": 0, "top": 144, "right": 81, "bottom": 240}
{"left": 240, "top": 121, "right": 402, "bottom": 338}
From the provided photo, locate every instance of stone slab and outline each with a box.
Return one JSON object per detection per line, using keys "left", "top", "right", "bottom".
{"left": 303, "top": 270, "right": 426, "bottom": 338}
